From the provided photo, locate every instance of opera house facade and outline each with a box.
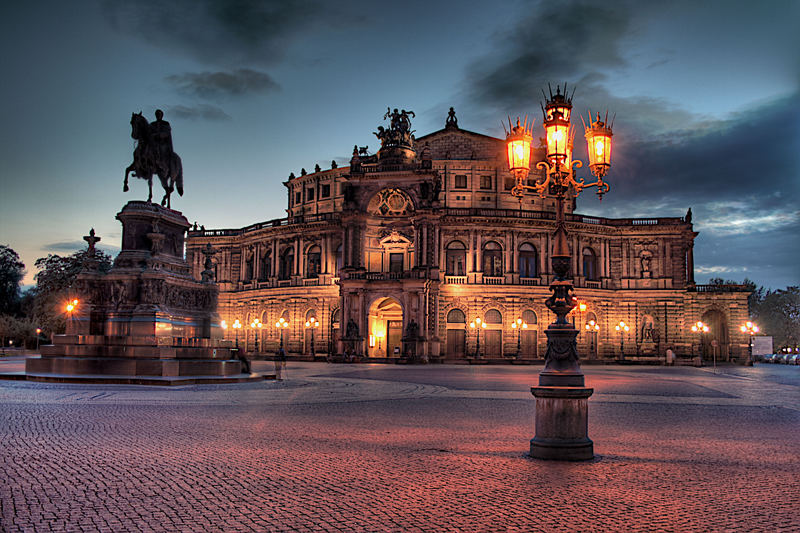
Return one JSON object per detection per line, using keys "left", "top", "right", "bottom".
{"left": 186, "top": 110, "right": 750, "bottom": 363}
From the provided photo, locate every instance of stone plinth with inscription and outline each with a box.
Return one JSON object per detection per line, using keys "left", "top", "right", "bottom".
{"left": 26, "top": 202, "right": 260, "bottom": 384}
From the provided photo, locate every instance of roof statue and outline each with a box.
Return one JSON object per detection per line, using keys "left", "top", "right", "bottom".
{"left": 445, "top": 107, "right": 458, "bottom": 129}
{"left": 374, "top": 107, "right": 415, "bottom": 148}
{"left": 124, "top": 110, "right": 184, "bottom": 209}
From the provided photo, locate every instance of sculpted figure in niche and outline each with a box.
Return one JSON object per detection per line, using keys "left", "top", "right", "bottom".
{"left": 640, "top": 252, "right": 652, "bottom": 278}
{"left": 346, "top": 318, "right": 359, "bottom": 338}
{"left": 641, "top": 316, "right": 655, "bottom": 342}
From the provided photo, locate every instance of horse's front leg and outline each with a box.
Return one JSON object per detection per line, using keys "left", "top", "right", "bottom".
{"left": 147, "top": 178, "right": 153, "bottom": 202}
{"left": 124, "top": 165, "right": 133, "bottom": 192}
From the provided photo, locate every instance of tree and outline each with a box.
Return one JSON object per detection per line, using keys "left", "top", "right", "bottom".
{"left": 0, "top": 245, "right": 25, "bottom": 315}
{"left": 751, "top": 286, "right": 800, "bottom": 348}
{"left": 30, "top": 249, "right": 112, "bottom": 335}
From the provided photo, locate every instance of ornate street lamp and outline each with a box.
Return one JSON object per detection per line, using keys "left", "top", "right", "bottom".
{"left": 469, "top": 317, "right": 486, "bottom": 358}
{"left": 584, "top": 319, "right": 600, "bottom": 355}
{"left": 64, "top": 299, "right": 79, "bottom": 333}
{"left": 740, "top": 321, "right": 759, "bottom": 364}
{"left": 275, "top": 317, "right": 289, "bottom": 351}
{"left": 35, "top": 328, "right": 42, "bottom": 353}
{"left": 692, "top": 320, "right": 710, "bottom": 367}
{"left": 511, "top": 318, "right": 528, "bottom": 357}
{"left": 232, "top": 319, "right": 242, "bottom": 350}
{"left": 250, "top": 318, "right": 262, "bottom": 354}
{"left": 375, "top": 330, "right": 385, "bottom": 355}
{"left": 505, "top": 83, "right": 614, "bottom": 460}
{"left": 615, "top": 321, "right": 630, "bottom": 357}
{"left": 305, "top": 317, "right": 320, "bottom": 357}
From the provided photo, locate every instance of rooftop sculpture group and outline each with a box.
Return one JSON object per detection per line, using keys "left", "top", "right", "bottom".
{"left": 374, "top": 107, "right": 416, "bottom": 148}
{"left": 124, "top": 110, "right": 184, "bottom": 209}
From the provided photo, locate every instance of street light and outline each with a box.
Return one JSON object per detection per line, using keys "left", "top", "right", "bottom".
{"left": 250, "top": 318, "right": 262, "bottom": 354}
{"left": 232, "top": 319, "right": 242, "bottom": 349}
{"left": 506, "top": 84, "right": 614, "bottom": 461}
{"left": 511, "top": 318, "right": 528, "bottom": 357}
{"left": 305, "top": 317, "right": 320, "bottom": 357}
{"left": 275, "top": 317, "right": 289, "bottom": 351}
{"left": 740, "top": 321, "right": 759, "bottom": 364}
{"left": 469, "top": 317, "right": 487, "bottom": 358}
{"left": 615, "top": 321, "right": 630, "bottom": 358}
{"left": 584, "top": 319, "right": 600, "bottom": 355}
{"left": 35, "top": 328, "right": 41, "bottom": 353}
{"left": 65, "top": 299, "right": 79, "bottom": 333}
{"left": 691, "top": 320, "right": 710, "bottom": 365}
{"left": 375, "top": 329, "right": 385, "bottom": 355}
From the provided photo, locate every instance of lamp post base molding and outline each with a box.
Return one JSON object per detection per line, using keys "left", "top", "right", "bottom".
{"left": 530, "top": 386, "right": 594, "bottom": 461}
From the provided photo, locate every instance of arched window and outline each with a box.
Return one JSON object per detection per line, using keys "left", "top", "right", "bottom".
{"left": 518, "top": 243, "right": 537, "bottom": 278}
{"left": 279, "top": 248, "right": 294, "bottom": 280}
{"left": 582, "top": 247, "right": 598, "bottom": 281}
{"left": 522, "top": 309, "right": 537, "bottom": 325}
{"left": 446, "top": 308, "right": 466, "bottom": 323}
{"left": 305, "top": 309, "right": 317, "bottom": 321}
{"left": 446, "top": 241, "right": 466, "bottom": 276}
{"left": 306, "top": 245, "right": 321, "bottom": 278}
{"left": 259, "top": 251, "right": 271, "bottom": 280}
{"left": 482, "top": 241, "right": 503, "bottom": 277}
{"left": 244, "top": 252, "right": 254, "bottom": 280}
{"left": 485, "top": 309, "right": 502, "bottom": 324}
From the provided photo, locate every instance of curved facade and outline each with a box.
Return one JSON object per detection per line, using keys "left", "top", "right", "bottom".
{"left": 186, "top": 112, "right": 751, "bottom": 363}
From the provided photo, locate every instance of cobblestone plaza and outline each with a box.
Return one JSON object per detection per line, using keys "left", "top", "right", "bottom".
{"left": 2, "top": 359, "right": 798, "bottom": 532}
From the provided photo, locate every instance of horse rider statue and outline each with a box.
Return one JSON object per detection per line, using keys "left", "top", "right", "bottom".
{"left": 124, "top": 109, "right": 184, "bottom": 208}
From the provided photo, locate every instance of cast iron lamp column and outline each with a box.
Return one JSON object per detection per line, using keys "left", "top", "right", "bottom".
{"left": 512, "top": 318, "right": 527, "bottom": 357}
{"left": 232, "top": 319, "right": 242, "bottom": 350}
{"left": 505, "top": 83, "right": 614, "bottom": 461}
{"left": 275, "top": 317, "right": 289, "bottom": 351}
{"left": 35, "top": 328, "right": 41, "bottom": 353}
{"left": 305, "top": 317, "right": 320, "bottom": 357}
{"left": 470, "top": 318, "right": 486, "bottom": 358}
{"left": 615, "top": 321, "right": 629, "bottom": 358}
{"left": 740, "top": 321, "right": 759, "bottom": 364}
{"left": 584, "top": 319, "right": 600, "bottom": 356}
{"left": 692, "top": 320, "right": 710, "bottom": 366}
{"left": 250, "top": 318, "right": 262, "bottom": 354}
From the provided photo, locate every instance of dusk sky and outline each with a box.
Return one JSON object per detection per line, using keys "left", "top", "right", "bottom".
{"left": 1, "top": 0, "right": 797, "bottom": 289}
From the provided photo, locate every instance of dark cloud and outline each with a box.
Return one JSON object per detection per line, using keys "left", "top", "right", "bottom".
{"left": 167, "top": 104, "right": 231, "bottom": 121}
{"left": 165, "top": 69, "right": 280, "bottom": 99}
{"left": 101, "top": 0, "right": 323, "bottom": 66}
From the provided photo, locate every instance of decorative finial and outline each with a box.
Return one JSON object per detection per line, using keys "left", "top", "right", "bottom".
{"left": 314, "top": 164, "right": 321, "bottom": 173}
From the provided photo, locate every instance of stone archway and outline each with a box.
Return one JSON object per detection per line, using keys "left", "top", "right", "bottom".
{"left": 368, "top": 297, "right": 403, "bottom": 357}
{"left": 701, "top": 309, "right": 729, "bottom": 361}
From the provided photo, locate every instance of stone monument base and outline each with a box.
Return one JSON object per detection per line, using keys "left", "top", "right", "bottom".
{"left": 530, "top": 386, "right": 594, "bottom": 461}
{"left": 23, "top": 201, "right": 267, "bottom": 385}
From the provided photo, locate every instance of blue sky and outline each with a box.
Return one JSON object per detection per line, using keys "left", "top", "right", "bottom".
{"left": 1, "top": 0, "right": 798, "bottom": 289}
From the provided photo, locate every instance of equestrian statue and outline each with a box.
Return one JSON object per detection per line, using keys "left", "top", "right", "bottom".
{"left": 124, "top": 109, "right": 184, "bottom": 208}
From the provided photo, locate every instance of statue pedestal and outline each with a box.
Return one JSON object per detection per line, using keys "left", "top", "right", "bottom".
{"left": 530, "top": 386, "right": 594, "bottom": 461}
{"left": 26, "top": 201, "right": 261, "bottom": 384}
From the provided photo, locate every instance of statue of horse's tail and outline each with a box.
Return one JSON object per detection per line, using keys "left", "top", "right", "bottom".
{"left": 174, "top": 154, "right": 184, "bottom": 196}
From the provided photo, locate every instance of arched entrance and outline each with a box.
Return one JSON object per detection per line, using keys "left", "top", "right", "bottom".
{"left": 701, "top": 309, "right": 729, "bottom": 361}
{"left": 368, "top": 297, "right": 403, "bottom": 357}
{"left": 445, "top": 308, "right": 467, "bottom": 358}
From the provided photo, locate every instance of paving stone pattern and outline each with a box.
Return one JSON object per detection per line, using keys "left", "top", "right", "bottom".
{"left": 1, "top": 362, "right": 799, "bottom": 532}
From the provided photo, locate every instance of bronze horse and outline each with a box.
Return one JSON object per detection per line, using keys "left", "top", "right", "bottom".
{"left": 124, "top": 112, "right": 183, "bottom": 208}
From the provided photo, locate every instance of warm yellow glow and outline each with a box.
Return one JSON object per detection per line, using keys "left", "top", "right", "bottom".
{"left": 740, "top": 325, "right": 746, "bottom": 332}
{"left": 73, "top": 299, "right": 79, "bottom": 305}
{"left": 232, "top": 319, "right": 242, "bottom": 330}
{"left": 511, "top": 322, "right": 517, "bottom": 329}
{"left": 546, "top": 123, "right": 570, "bottom": 159}
{"left": 595, "top": 139, "right": 604, "bottom": 157}
{"left": 746, "top": 321, "right": 753, "bottom": 328}
{"left": 753, "top": 326, "right": 759, "bottom": 333}
{"left": 516, "top": 318, "right": 523, "bottom": 325}
{"left": 369, "top": 335, "right": 375, "bottom": 347}
{"left": 481, "top": 322, "right": 487, "bottom": 329}
{"left": 579, "top": 302, "right": 587, "bottom": 312}
{"left": 522, "top": 323, "right": 528, "bottom": 329}
{"left": 36, "top": 328, "right": 41, "bottom": 334}
{"left": 65, "top": 303, "right": 74, "bottom": 312}
{"left": 470, "top": 322, "right": 475, "bottom": 329}
{"left": 221, "top": 320, "right": 227, "bottom": 330}
{"left": 505, "top": 118, "right": 533, "bottom": 173}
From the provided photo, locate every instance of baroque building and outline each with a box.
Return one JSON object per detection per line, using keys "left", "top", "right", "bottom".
{"left": 186, "top": 109, "right": 751, "bottom": 363}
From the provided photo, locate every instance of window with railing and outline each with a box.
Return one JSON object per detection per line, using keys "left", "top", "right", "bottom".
{"left": 445, "top": 240, "right": 466, "bottom": 276}
{"left": 483, "top": 241, "right": 503, "bottom": 277}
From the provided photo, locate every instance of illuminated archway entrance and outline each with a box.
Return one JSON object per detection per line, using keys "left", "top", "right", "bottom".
{"left": 368, "top": 297, "right": 403, "bottom": 357}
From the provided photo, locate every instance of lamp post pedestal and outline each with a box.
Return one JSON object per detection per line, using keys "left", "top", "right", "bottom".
{"left": 530, "top": 386, "right": 594, "bottom": 461}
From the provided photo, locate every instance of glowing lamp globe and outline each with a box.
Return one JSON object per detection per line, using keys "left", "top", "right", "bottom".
{"left": 585, "top": 113, "right": 613, "bottom": 177}
{"left": 505, "top": 118, "right": 533, "bottom": 176}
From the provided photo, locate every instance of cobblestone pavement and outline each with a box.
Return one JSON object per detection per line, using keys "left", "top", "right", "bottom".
{"left": 1, "top": 360, "right": 798, "bottom": 532}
